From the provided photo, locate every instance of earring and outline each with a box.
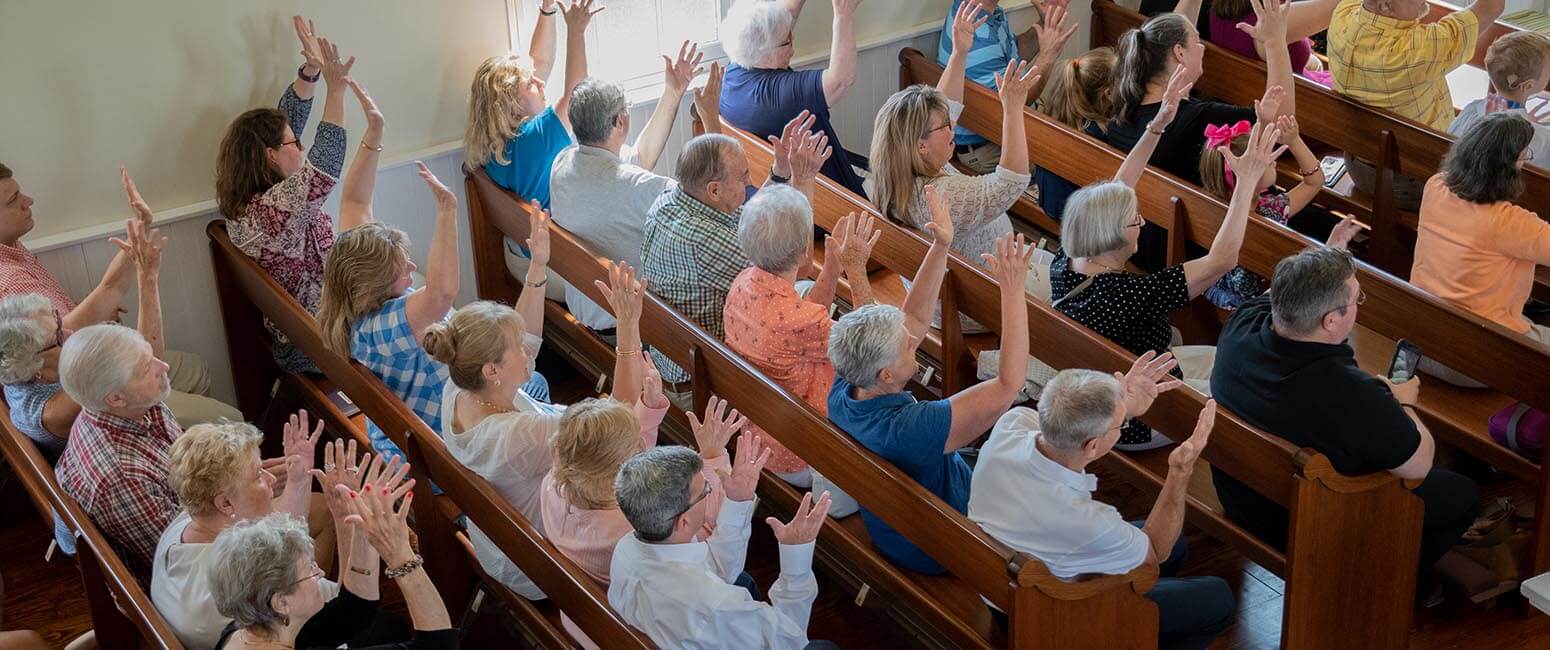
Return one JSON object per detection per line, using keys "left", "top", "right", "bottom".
{"left": 494, "top": 379, "right": 501, "bottom": 386}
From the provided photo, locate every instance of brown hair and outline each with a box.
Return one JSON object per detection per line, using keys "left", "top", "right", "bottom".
{"left": 1045, "top": 48, "right": 1118, "bottom": 132}
{"left": 1113, "top": 13, "right": 1192, "bottom": 125}
{"left": 1485, "top": 31, "right": 1550, "bottom": 94}
{"left": 423, "top": 301, "right": 526, "bottom": 391}
{"left": 215, "top": 109, "right": 289, "bottom": 219}
{"left": 0, "top": 163, "right": 11, "bottom": 181}
{"left": 317, "top": 223, "right": 411, "bottom": 355}
{"left": 1197, "top": 132, "right": 1250, "bottom": 199}
{"left": 549, "top": 399, "right": 642, "bottom": 510}
{"left": 465, "top": 54, "right": 540, "bottom": 169}
{"left": 1209, "top": 0, "right": 1252, "bottom": 20}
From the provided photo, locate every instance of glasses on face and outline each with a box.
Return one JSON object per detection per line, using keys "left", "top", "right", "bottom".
{"left": 289, "top": 561, "right": 324, "bottom": 589}
{"left": 1323, "top": 288, "right": 1367, "bottom": 318}
{"left": 39, "top": 309, "right": 62, "bottom": 354}
{"left": 671, "top": 479, "right": 714, "bottom": 521}
{"left": 924, "top": 121, "right": 953, "bottom": 138}
{"left": 280, "top": 138, "right": 303, "bottom": 151}
{"left": 1126, "top": 214, "right": 1144, "bottom": 229}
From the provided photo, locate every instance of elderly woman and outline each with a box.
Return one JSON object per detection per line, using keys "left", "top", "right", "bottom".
{"left": 721, "top": 185, "right": 870, "bottom": 517}
{"left": 216, "top": 19, "right": 384, "bottom": 371}
{"left": 206, "top": 462, "right": 455, "bottom": 649}
{"left": 719, "top": 0, "right": 868, "bottom": 195}
{"left": 151, "top": 417, "right": 337, "bottom": 649}
{"left": 1413, "top": 113, "right": 1550, "bottom": 384}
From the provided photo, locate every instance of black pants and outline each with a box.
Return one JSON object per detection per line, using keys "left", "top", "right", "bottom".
{"left": 1130, "top": 521, "right": 1235, "bottom": 650}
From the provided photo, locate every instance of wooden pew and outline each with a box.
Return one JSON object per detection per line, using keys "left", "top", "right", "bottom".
{"left": 897, "top": 45, "right": 1550, "bottom": 582}
{"left": 206, "top": 220, "right": 651, "bottom": 649}
{"left": 466, "top": 168, "right": 1164, "bottom": 649}
{"left": 0, "top": 402, "right": 185, "bottom": 650}
{"left": 1089, "top": 0, "right": 1550, "bottom": 276}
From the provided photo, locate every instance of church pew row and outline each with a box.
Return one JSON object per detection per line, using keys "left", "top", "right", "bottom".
{"left": 896, "top": 45, "right": 1550, "bottom": 579}
{"left": 466, "top": 168, "right": 1166, "bottom": 649}
{"left": 717, "top": 113, "right": 1432, "bottom": 647}
{"left": 1089, "top": 0, "right": 1548, "bottom": 275}
{"left": 0, "top": 401, "right": 185, "bottom": 650}
{"left": 205, "top": 221, "right": 650, "bottom": 649}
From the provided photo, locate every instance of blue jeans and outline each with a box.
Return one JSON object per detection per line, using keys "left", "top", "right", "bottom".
{"left": 1132, "top": 521, "right": 1235, "bottom": 650}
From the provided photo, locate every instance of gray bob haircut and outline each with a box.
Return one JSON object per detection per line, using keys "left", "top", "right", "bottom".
{"left": 0, "top": 294, "right": 53, "bottom": 385}
{"left": 721, "top": 0, "right": 795, "bottom": 68}
{"left": 828, "top": 303, "right": 907, "bottom": 389}
{"left": 1061, "top": 181, "right": 1136, "bottom": 258}
{"left": 59, "top": 323, "right": 147, "bottom": 413}
{"left": 209, "top": 513, "right": 316, "bottom": 633}
{"left": 568, "top": 78, "right": 628, "bottom": 146}
{"left": 1270, "top": 246, "right": 1357, "bottom": 336}
{"left": 738, "top": 184, "right": 813, "bottom": 273}
{"left": 677, "top": 134, "right": 742, "bottom": 193}
{"left": 1037, "top": 370, "right": 1124, "bottom": 451}
{"left": 615, "top": 446, "right": 705, "bottom": 542}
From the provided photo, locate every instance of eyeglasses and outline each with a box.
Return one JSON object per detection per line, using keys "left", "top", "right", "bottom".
{"left": 1126, "top": 214, "right": 1144, "bottom": 229}
{"left": 1323, "top": 288, "right": 1367, "bottom": 317}
{"left": 279, "top": 138, "right": 304, "bottom": 151}
{"left": 38, "top": 308, "right": 62, "bottom": 354}
{"left": 924, "top": 121, "right": 953, "bottom": 138}
{"left": 671, "top": 479, "right": 714, "bottom": 520}
{"left": 289, "top": 561, "right": 324, "bottom": 589}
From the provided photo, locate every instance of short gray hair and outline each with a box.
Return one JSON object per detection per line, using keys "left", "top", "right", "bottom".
{"left": 59, "top": 323, "right": 146, "bottom": 413}
{"left": 615, "top": 446, "right": 704, "bottom": 542}
{"left": 677, "top": 134, "right": 741, "bottom": 193}
{"left": 568, "top": 78, "right": 628, "bottom": 146}
{"left": 1270, "top": 246, "right": 1356, "bottom": 335}
{"left": 738, "top": 184, "right": 813, "bottom": 273}
{"left": 0, "top": 294, "right": 53, "bottom": 385}
{"left": 1037, "top": 370, "right": 1123, "bottom": 451}
{"left": 209, "top": 514, "right": 315, "bottom": 633}
{"left": 722, "top": 0, "right": 796, "bottom": 68}
{"left": 1061, "top": 181, "right": 1136, "bottom": 258}
{"left": 828, "top": 303, "right": 907, "bottom": 389}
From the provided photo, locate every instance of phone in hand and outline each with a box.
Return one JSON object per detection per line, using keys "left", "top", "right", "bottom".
{"left": 1388, "top": 339, "right": 1423, "bottom": 383}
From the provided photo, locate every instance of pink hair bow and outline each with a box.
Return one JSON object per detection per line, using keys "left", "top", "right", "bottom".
{"left": 1203, "top": 121, "right": 1252, "bottom": 189}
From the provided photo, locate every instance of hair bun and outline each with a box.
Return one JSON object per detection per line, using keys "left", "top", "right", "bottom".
{"left": 422, "top": 323, "right": 458, "bottom": 363}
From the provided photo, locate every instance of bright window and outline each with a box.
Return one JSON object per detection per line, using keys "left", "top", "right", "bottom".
{"left": 509, "top": 0, "right": 735, "bottom": 97}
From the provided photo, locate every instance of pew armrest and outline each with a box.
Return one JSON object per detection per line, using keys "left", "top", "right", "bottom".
{"left": 1011, "top": 552, "right": 1160, "bottom": 599}
{"left": 1294, "top": 451, "right": 1421, "bottom": 492}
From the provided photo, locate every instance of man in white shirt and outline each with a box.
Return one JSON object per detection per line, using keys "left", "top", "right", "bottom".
{"left": 609, "top": 436, "right": 837, "bottom": 649}
{"left": 967, "top": 355, "right": 1234, "bottom": 650}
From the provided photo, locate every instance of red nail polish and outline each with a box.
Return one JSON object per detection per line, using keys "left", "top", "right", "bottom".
{"left": 364, "top": 485, "right": 371, "bottom": 492}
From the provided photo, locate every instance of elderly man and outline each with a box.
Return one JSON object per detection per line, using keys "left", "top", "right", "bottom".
{"left": 1328, "top": 0, "right": 1505, "bottom": 209}
{"left": 609, "top": 440, "right": 838, "bottom": 649}
{"left": 969, "top": 364, "right": 1233, "bottom": 650}
{"left": 639, "top": 112, "right": 827, "bottom": 405}
{"left": 824, "top": 195, "right": 1032, "bottom": 575}
{"left": 719, "top": 0, "right": 868, "bottom": 196}
{"left": 1210, "top": 246, "right": 1480, "bottom": 575}
{"left": 548, "top": 49, "right": 722, "bottom": 337}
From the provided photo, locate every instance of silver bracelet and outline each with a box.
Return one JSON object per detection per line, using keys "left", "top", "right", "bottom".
{"left": 385, "top": 554, "right": 424, "bottom": 580}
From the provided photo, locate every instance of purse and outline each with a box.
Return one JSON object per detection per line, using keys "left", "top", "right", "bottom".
{"left": 1489, "top": 402, "right": 1547, "bottom": 461}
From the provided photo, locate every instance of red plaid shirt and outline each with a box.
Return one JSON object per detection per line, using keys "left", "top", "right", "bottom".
{"left": 0, "top": 241, "right": 76, "bottom": 314}
{"left": 55, "top": 403, "right": 181, "bottom": 583}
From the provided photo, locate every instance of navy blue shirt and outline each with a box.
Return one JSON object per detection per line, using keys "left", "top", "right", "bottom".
{"left": 827, "top": 374, "right": 970, "bottom": 574}
{"left": 1034, "top": 121, "right": 1107, "bottom": 221}
{"left": 720, "top": 65, "right": 867, "bottom": 196}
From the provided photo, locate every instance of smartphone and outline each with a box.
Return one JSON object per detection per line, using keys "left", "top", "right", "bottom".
{"left": 1388, "top": 339, "right": 1423, "bottom": 383}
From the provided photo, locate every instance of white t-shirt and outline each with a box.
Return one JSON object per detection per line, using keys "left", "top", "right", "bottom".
{"left": 1449, "top": 97, "right": 1550, "bottom": 170}
{"left": 967, "top": 407, "right": 1149, "bottom": 580}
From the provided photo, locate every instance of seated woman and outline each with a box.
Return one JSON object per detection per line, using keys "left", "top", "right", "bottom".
{"left": 206, "top": 463, "right": 455, "bottom": 649}
{"left": 151, "top": 416, "right": 338, "bottom": 649}
{"left": 216, "top": 19, "right": 383, "bottom": 372}
{"left": 722, "top": 185, "right": 869, "bottom": 517}
{"left": 1195, "top": 0, "right": 1336, "bottom": 85}
{"left": 1036, "top": 46, "right": 1117, "bottom": 221}
{"left": 1413, "top": 112, "right": 1550, "bottom": 385}
{"left": 718, "top": 0, "right": 868, "bottom": 195}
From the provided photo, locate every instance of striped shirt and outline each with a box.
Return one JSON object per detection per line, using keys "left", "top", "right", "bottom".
{"left": 936, "top": 0, "right": 1020, "bottom": 146}
{"left": 1327, "top": 0, "right": 1478, "bottom": 131}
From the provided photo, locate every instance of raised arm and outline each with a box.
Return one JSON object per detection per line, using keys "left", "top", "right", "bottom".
{"left": 1174, "top": 0, "right": 1205, "bottom": 24}
{"left": 902, "top": 186, "right": 955, "bottom": 339}
{"left": 822, "top": 0, "right": 865, "bottom": 105}
{"left": 530, "top": 0, "right": 561, "bottom": 80}
{"left": 317, "top": 38, "right": 353, "bottom": 135}
{"left": 1467, "top": 0, "right": 1507, "bottom": 37}
{"left": 995, "top": 59, "right": 1042, "bottom": 175}
{"left": 827, "top": 212, "right": 881, "bottom": 307}
{"left": 635, "top": 42, "right": 704, "bottom": 172}
{"left": 404, "top": 163, "right": 460, "bottom": 338}
{"left": 555, "top": 0, "right": 604, "bottom": 132}
{"left": 1242, "top": 0, "right": 1295, "bottom": 120}
{"left": 944, "top": 233, "right": 1033, "bottom": 451}
{"left": 692, "top": 62, "right": 725, "bottom": 135}
{"left": 290, "top": 16, "right": 324, "bottom": 102}
{"left": 779, "top": 0, "right": 811, "bottom": 17}
{"left": 343, "top": 462, "right": 451, "bottom": 634}
{"left": 277, "top": 410, "right": 323, "bottom": 521}
{"left": 1275, "top": 115, "right": 1324, "bottom": 215}
{"left": 1286, "top": 0, "right": 1339, "bottom": 42}
{"left": 1115, "top": 67, "right": 1193, "bottom": 187}
{"left": 1024, "top": 3, "right": 1079, "bottom": 103}
{"left": 1143, "top": 401, "right": 1213, "bottom": 562}
{"left": 1184, "top": 120, "right": 1284, "bottom": 297}
{"left": 67, "top": 172, "right": 144, "bottom": 329}
{"left": 517, "top": 203, "right": 551, "bottom": 339}
{"left": 115, "top": 170, "right": 166, "bottom": 359}
{"left": 338, "top": 79, "right": 384, "bottom": 231}
{"left": 596, "top": 262, "right": 644, "bottom": 405}
{"left": 311, "top": 441, "right": 380, "bottom": 599}
{"left": 937, "top": 1, "right": 986, "bottom": 104}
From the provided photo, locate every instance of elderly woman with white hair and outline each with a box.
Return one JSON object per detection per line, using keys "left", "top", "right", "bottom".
{"left": 825, "top": 195, "right": 1033, "bottom": 575}
{"left": 721, "top": 184, "right": 877, "bottom": 518}
{"left": 719, "top": 0, "right": 868, "bottom": 195}
{"left": 206, "top": 461, "right": 456, "bottom": 649}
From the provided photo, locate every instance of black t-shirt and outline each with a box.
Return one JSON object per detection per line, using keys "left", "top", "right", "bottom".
{"left": 1106, "top": 99, "right": 1256, "bottom": 186}
{"left": 1208, "top": 296, "right": 1420, "bottom": 546}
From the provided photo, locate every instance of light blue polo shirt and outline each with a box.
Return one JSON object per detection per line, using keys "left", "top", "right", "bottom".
{"left": 936, "top": 0, "right": 1019, "bottom": 146}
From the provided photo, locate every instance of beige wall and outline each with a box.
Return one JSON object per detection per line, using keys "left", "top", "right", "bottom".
{"left": 0, "top": 0, "right": 509, "bottom": 239}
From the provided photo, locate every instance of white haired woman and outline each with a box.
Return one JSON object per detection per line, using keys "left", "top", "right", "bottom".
{"left": 206, "top": 458, "right": 453, "bottom": 649}
{"left": 719, "top": 0, "right": 868, "bottom": 195}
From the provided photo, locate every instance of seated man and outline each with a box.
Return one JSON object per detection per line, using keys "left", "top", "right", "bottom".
{"left": 548, "top": 49, "right": 720, "bottom": 338}
{"left": 1327, "top": 0, "right": 1505, "bottom": 209}
{"left": 1450, "top": 31, "right": 1550, "bottom": 169}
{"left": 825, "top": 200, "right": 1031, "bottom": 575}
{"left": 610, "top": 441, "right": 838, "bottom": 649}
{"left": 55, "top": 322, "right": 183, "bottom": 582}
{"left": 1210, "top": 246, "right": 1480, "bottom": 574}
{"left": 969, "top": 363, "right": 1234, "bottom": 650}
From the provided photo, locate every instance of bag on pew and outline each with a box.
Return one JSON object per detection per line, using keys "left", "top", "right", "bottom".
{"left": 1489, "top": 402, "right": 1546, "bottom": 461}
{"left": 976, "top": 240, "right": 1060, "bottom": 400}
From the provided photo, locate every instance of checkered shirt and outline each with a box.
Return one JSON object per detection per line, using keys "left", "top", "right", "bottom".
{"left": 640, "top": 188, "right": 750, "bottom": 383}
{"left": 351, "top": 293, "right": 449, "bottom": 458}
{"left": 0, "top": 242, "right": 77, "bottom": 314}
{"left": 1328, "top": 0, "right": 1478, "bottom": 131}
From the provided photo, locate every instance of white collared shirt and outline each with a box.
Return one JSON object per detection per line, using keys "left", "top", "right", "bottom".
{"left": 968, "top": 407, "right": 1149, "bottom": 580}
{"left": 607, "top": 496, "right": 818, "bottom": 649}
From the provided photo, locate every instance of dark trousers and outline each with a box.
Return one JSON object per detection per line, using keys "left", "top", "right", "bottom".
{"left": 1132, "top": 521, "right": 1235, "bottom": 650}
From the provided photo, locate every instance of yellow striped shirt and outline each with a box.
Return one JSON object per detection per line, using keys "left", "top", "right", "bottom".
{"left": 1328, "top": 0, "right": 1479, "bottom": 131}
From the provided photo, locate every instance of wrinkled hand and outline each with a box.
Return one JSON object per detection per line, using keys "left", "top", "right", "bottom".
{"left": 1254, "top": 85, "right": 1285, "bottom": 124}
{"left": 1115, "top": 350, "right": 1183, "bottom": 418}
{"left": 119, "top": 166, "right": 154, "bottom": 226}
{"left": 833, "top": 0, "right": 865, "bottom": 18}
{"left": 768, "top": 110, "right": 816, "bottom": 180}
{"left": 950, "top": 1, "right": 989, "bottom": 54}
{"left": 1167, "top": 400, "right": 1216, "bottom": 473}
{"left": 282, "top": 409, "right": 325, "bottom": 477}
{"left": 311, "top": 439, "right": 370, "bottom": 520}
{"left": 1238, "top": 0, "right": 1289, "bottom": 43}
{"left": 640, "top": 353, "right": 667, "bottom": 409}
{"left": 663, "top": 41, "right": 705, "bottom": 97}
{"left": 293, "top": 16, "right": 324, "bottom": 76}
{"left": 767, "top": 490, "right": 832, "bottom": 544}
{"left": 994, "top": 58, "right": 1042, "bottom": 107}
{"left": 594, "top": 261, "right": 644, "bottom": 330}
{"left": 346, "top": 78, "right": 385, "bottom": 132}
{"left": 692, "top": 61, "right": 724, "bottom": 124}
{"left": 1150, "top": 66, "right": 1195, "bottom": 132}
{"left": 416, "top": 161, "right": 457, "bottom": 213}
{"left": 980, "top": 232, "right": 1034, "bottom": 292}
{"left": 789, "top": 128, "right": 832, "bottom": 189}
{"left": 109, "top": 217, "right": 167, "bottom": 279}
{"left": 318, "top": 37, "right": 355, "bottom": 89}
{"left": 1274, "top": 114, "right": 1301, "bottom": 146}
{"left": 1031, "top": 3, "right": 1078, "bottom": 63}
{"left": 561, "top": 0, "right": 605, "bottom": 31}
{"left": 714, "top": 431, "right": 770, "bottom": 502}
{"left": 689, "top": 396, "right": 747, "bottom": 461}
{"left": 922, "top": 184, "right": 955, "bottom": 246}
{"left": 835, "top": 211, "right": 881, "bottom": 270}
{"left": 338, "top": 454, "right": 417, "bottom": 566}
{"left": 262, "top": 457, "right": 289, "bottom": 498}
{"left": 526, "top": 202, "right": 551, "bottom": 270}
{"left": 1222, "top": 120, "right": 1286, "bottom": 188}
{"left": 1325, "top": 214, "right": 1361, "bottom": 250}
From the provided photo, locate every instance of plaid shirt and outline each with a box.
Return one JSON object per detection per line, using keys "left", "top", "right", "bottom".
{"left": 0, "top": 241, "right": 77, "bottom": 314}
{"left": 55, "top": 403, "right": 181, "bottom": 583}
{"left": 640, "top": 188, "right": 750, "bottom": 383}
{"left": 351, "top": 293, "right": 449, "bottom": 458}
{"left": 1328, "top": 0, "right": 1478, "bottom": 131}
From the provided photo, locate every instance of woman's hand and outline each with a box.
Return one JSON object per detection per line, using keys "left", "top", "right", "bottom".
{"left": 1239, "top": 0, "right": 1289, "bottom": 44}
{"left": 662, "top": 41, "right": 706, "bottom": 98}
{"left": 311, "top": 439, "right": 370, "bottom": 521}
{"left": 1275, "top": 114, "right": 1301, "bottom": 146}
{"left": 415, "top": 162, "right": 457, "bottom": 214}
{"left": 340, "top": 455, "right": 417, "bottom": 567}
{"left": 119, "top": 166, "right": 154, "bottom": 226}
{"left": 561, "top": 0, "right": 605, "bottom": 32}
{"left": 922, "top": 184, "right": 955, "bottom": 246}
{"left": 293, "top": 16, "right": 324, "bottom": 77}
{"left": 1222, "top": 120, "right": 1287, "bottom": 189}
{"left": 318, "top": 37, "right": 355, "bottom": 90}
{"left": 1150, "top": 66, "right": 1194, "bottom": 132}
{"left": 689, "top": 396, "right": 748, "bottom": 461}
{"left": 526, "top": 202, "right": 551, "bottom": 270}
{"left": 837, "top": 211, "right": 881, "bottom": 271}
{"left": 950, "top": 1, "right": 989, "bottom": 56}
{"left": 345, "top": 78, "right": 385, "bottom": 133}
{"left": 993, "top": 58, "right": 1043, "bottom": 108}
{"left": 980, "top": 232, "right": 1034, "bottom": 292}
{"left": 594, "top": 261, "right": 644, "bottom": 330}
{"left": 640, "top": 353, "right": 667, "bottom": 409}
{"left": 1253, "top": 85, "right": 1285, "bottom": 130}
{"left": 282, "top": 408, "right": 325, "bottom": 480}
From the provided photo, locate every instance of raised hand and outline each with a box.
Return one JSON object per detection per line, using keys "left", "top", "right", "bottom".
{"left": 1223, "top": 120, "right": 1286, "bottom": 185}
{"left": 790, "top": 129, "right": 832, "bottom": 190}
{"left": 415, "top": 162, "right": 457, "bottom": 213}
{"left": 688, "top": 396, "right": 748, "bottom": 461}
{"left": 837, "top": 212, "right": 881, "bottom": 270}
{"left": 833, "top": 0, "right": 865, "bottom": 18}
{"left": 1325, "top": 214, "right": 1362, "bottom": 251}
{"left": 1274, "top": 114, "right": 1301, "bottom": 146}
{"left": 769, "top": 110, "right": 816, "bottom": 180}
{"left": 640, "top": 353, "right": 667, "bottom": 409}
{"left": 767, "top": 490, "right": 832, "bottom": 544}
{"left": 311, "top": 439, "right": 370, "bottom": 519}
{"left": 561, "top": 0, "right": 605, "bottom": 31}
{"left": 346, "top": 78, "right": 385, "bottom": 132}
{"left": 1238, "top": 0, "right": 1289, "bottom": 43}
{"left": 526, "top": 202, "right": 551, "bottom": 270}
{"left": 950, "top": 1, "right": 989, "bottom": 55}
{"left": 980, "top": 232, "right": 1034, "bottom": 291}
{"left": 1150, "top": 66, "right": 1195, "bottom": 132}
{"left": 339, "top": 454, "right": 417, "bottom": 566}
{"left": 1031, "top": 2, "right": 1079, "bottom": 62}
{"left": 663, "top": 41, "right": 706, "bottom": 97}
{"left": 318, "top": 37, "right": 355, "bottom": 89}
{"left": 293, "top": 16, "right": 324, "bottom": 76}
{"left": 1168, "top": 399, "right": 1216, "bottom": 473}
{"left": 922, "top": 184, "right": 955, "bottom": 246}
{"left": 110, "top": 218, "right": 167, "bottom": 279}
{"left": 714, "top": 431, "right": 770, "bottom": 502}
{"left": 282, "top": 409, "right": 325, "bottom": 475}
{"left": 993, "top": 58, "right": 1043, "bottom": 107}
{"left": 1253, "top": 85, "right": 1285, "bottom": 125}
{"left": 1114, "top": 350, "right": 1184, "bottom": 418}
{"left": 594, "top": 261, "right": 644, "bottom": 328}
{"left": 120, "top": 166, "right": 154, "bottom": 226}
{"left": 692, "top": 61, "right": 724, "bottom": 125}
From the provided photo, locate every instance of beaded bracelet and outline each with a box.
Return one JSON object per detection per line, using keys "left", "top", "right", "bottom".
{"left": 385, "top": 555, "right": 425, "bottom": 580}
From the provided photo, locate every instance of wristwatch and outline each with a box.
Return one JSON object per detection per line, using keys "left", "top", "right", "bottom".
{"left": 297, "top": 65, "right": 321, "bottom": 83}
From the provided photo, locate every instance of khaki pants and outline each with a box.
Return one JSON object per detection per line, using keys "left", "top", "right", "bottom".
{"left": 163, "top": 349, "right": 244, "bottom": 428}
{"left": 503, "top": 240, "right": 568, "bottom": 302}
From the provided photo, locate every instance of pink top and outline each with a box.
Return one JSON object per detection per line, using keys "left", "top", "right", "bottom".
{"left": 0, "top": 241, "right": 76, "bottom": 313}
{"left": 721, "top": 266, "right": 835, "bottom": 473}
{"left": 1208, "top": 13, "right": 1314, "bottom": 76}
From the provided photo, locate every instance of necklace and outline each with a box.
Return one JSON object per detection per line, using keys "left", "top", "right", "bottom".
{"left": 470, "top": 392, "right": 514, "bottom": 414}
{"left": 239, "top": 634, "right": 294, "bottom": 649}
{"left": 1079, "top": 258, "right": 1124, "bottom": 275}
